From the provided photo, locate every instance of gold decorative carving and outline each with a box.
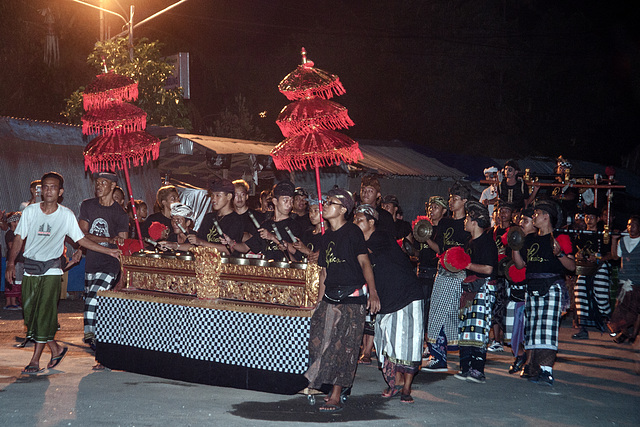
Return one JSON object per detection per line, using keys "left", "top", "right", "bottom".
{"left": 122, "top": 247, "right": 320, "bottom": 308}
{"left": 193, "top": 246, "right": 221, "bottom": 299}
{"left": 304, "top": 263, "right": 321, "bottom": 307}
{"left": 217, "top": 280, "right": 306, "bottom": 306}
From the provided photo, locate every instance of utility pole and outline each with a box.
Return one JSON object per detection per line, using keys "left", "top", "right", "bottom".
{"left": 71, "top": 0, "right": 189, "bottom": 61}
{"left": 128, "top": 5, "right": 134, "bottom": 61}
{"left": 99, "top": 0, "right": 105, "bottom": 41}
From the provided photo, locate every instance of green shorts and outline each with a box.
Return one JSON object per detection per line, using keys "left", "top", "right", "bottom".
{"left": 22, "top": 275, "right": 61, "bottom": 343}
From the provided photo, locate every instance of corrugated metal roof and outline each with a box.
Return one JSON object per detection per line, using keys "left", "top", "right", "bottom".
{"left": 0, "top": 116, "right": 86, "bottom": 146}
{"left": 357, "top": 145, "right": 466, "bottom": 178}
{"left": 174, "top": 134, "right": 275, "bottom": 155}
{"left": 176, "top": 134, "right": 466, "bottom": 178}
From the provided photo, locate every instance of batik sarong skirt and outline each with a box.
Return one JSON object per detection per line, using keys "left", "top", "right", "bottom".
{"left": 305, "top": 300, "right": 366, "bottom": 389}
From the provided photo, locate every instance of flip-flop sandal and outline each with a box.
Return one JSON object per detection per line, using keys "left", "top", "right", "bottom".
{"left": 48, "top": 347, "right": 68, "bottom": 369}
{"left": 22, "top": 365, "right": 44, "bottom": 375}
{"left": 401, "top": 394, "right": 415, "bottom": 404}
{"left": 92, "top": 363, "right": 111, "bottom": 371}
{"left": 319, "top": 403, "right": 343, "bottom": 413}
{"left": 381, "top": 385, "right": 402, "bottom": 398}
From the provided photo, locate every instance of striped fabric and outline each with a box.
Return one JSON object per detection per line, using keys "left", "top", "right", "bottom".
{"left": 84, "top": 272, "right": 118, "bottom": 339}
{"left": 374, "top": 300, "right": 424, "bottom": 366}
{"left": 574, "top": 262, "right": 611, "bottom": 328}
{"left": 525, "top": 282, "right": 562, "bottom": 350}
{"left": 505, "top": 301, "right": 526, "bottom": 356}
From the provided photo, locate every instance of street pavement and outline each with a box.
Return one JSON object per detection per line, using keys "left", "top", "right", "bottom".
{"left": 1, "top": 298, "right": 639, "bottom": 426}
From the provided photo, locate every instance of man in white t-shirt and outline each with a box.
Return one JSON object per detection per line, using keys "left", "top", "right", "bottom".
{"left": 4, "top": 172, "right": 121, "bottom": 375}
{"left": 480, "top": 167, "right": 499, "bottom": 225}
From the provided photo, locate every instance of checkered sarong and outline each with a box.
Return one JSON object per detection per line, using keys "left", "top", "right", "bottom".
{"left": 524, "top": 281, "right": 562, "bottom": 350}
{"left": 427, "top": 267, "right": 465, "bottom": 346}
{"left": 575, "top": 262, "right": 611, "bottom": 328}
{"left": 84, "top": 272, "right": 117, "bottom": 339}
{"left": 459, "top": 279, "right": 495, "bottom": 348}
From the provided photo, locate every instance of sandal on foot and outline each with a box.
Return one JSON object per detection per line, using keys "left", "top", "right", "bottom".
{"left": 22, "top": 365, "right": 44, "bottom": 375}
{"left": 319, "top": 403, "right": 343, "bottom": 412}
{"left": 400, "top": 394, "right": 414, "bottom": 403}
{"left": 47, "top": 347, "right": 68, "bottom": 369}
{"left": 92, "top": 363, "right": 111, "bottom": 371}
{"left": 381, "top": 385, "right": 402, "bottom": 398}
{"left": 358, "top": 356, "right": 372, "bottom": 365}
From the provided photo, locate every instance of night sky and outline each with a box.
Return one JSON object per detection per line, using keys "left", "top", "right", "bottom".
{"left": 1, "top": 0, "right": 638, "bottom": 166}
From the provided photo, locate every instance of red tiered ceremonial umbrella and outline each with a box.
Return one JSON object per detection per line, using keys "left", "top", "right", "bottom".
{"left": 271, "top": 129, "right": 361, "bottom": 171}
{"left": 278, "top": 48, "right": 345, "bottom": 101}
{"left": 81, "top": 72, "right": 160, "bottom": 247}
{"left": 271, "top": 49, "right": 362, "bottom": 233}
{"left": 83, "top": 71, "right": 138, "bottom": 110}
{"left": 276, "top": 98, "right": 354, "bottom": 137}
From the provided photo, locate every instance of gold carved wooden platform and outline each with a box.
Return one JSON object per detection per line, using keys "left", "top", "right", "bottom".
{"left": 122, "top": 247, "right": 320, "bottom": 308}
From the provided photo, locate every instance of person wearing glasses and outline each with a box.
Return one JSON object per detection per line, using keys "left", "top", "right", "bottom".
{"left": 305, "top": 188, "right": 380, "bottom": 412}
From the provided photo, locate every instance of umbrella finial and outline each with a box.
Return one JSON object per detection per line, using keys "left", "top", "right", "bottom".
{"left": 301, "top": 47, "right": 314, "bottom": 68}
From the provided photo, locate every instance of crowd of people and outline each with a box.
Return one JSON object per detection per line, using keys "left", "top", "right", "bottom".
{"left": 1, "top": 159, "right": 639, "bottom": 412}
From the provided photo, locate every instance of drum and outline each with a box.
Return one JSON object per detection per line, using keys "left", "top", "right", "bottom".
{"left": 575, "top": 260, "right": 597, "bottom": 276}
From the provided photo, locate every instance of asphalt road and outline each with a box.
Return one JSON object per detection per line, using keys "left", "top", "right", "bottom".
{"left": 1, "top": 297, "right": 639, "bottom": 426}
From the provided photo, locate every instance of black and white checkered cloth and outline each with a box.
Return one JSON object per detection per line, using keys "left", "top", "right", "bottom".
{"left": 427, "top": 267, "right": 465, "bottom": 346}
{"left": 84, "top": 272, "right": 117, "bottom": 338}
{"left": 524, "top": 282, "right": 562, "bottom": 350}
{"left": 96, "top": 297, "right": 311, "bottom": 374}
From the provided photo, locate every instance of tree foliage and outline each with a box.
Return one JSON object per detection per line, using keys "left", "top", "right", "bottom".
{"left": 211, "top": 94, "right": 266, "bottom": 141}
{"left": 62, "top": 37, "right": 192, "bottom": 130}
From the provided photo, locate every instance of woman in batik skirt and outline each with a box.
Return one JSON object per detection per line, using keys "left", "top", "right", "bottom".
{"left": 512, "top": 201, "right": 575, "bottom": 386}
{"left": 353, "top": 205, "right": 424, "bottom": 403}
{"left": 304, "top": 189, "right": 381, "bottom": 413}
{"left": 455, "top": 202, "right": 498, "bottom": 383}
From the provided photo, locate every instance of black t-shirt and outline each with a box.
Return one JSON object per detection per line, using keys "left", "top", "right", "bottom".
{"left": 5, "top": 229, "right": 25, "bottom": 263}
{"left": 197, "top": 211, "right": 245, "bottom": 249}
{"left": 292, "top": 212, "right": 312, "bottom": 231}
{"left": 79, "top": 198, "right": 129, "bottom": 275}
{"left": 519, "top": 233, "right": 565, "bottom": 276}
{"left": 319, "top": 222, "right": 367, "bottom": 290}
{"left": 438, "top": 217, "right": 470, "bottom": 252}
{"left": 572, "top": 230, "right": 609, "bottom": 257}
{"left": 417, "top": 222, "right": 441, "bottom": 268}
{"left": 141, "top": 212, "right": 174, "bottom": 240}
{"left": 498, "top": 179, "right": 529, "bottom": 211}
{"left": 394, "top": 219, "right": 413, "bottom": 241}
{"left": 493, "top": 226, "right": 509, "bottom": 255}
{"left": 301, "top": 227, "right": 323, "bottom": 254}
{"left": 466, "top": 232, "right": 498, "bottom": 279}
{"left": 547, "top": 183, "right": 579, "bottom": 225}
{"left": 237, "top": 209, "right": 263, "bottom": 253}
{"left": 253, "top": 216, "right": 304, "bottom": 261}
{"left": 367, "top": 230, "right": 423, "bottom": 314}
{"left": 376, "top": 206, "right": 395, "bottom": 235}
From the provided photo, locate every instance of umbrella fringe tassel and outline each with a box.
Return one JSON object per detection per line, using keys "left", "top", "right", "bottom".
{"left": 280, "top": 79, "right": 346, "bottom": 101}
{"left": 84, "top": 142, "right": 160, "bottom": 173}
{"left": 83, "top": 83, "right": 139, "bottom": 111}
{"left": 272, "top": 147, "right": 362, "bottom": 172}
{"left": 277, "top": 109, "right": 355, "bottom": 137}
